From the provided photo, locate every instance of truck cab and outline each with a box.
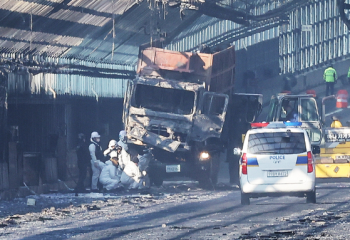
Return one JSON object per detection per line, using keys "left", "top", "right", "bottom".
{"left": 122, "top": 45, "right": 264, "bottom": 187}
{"left": 266, "top": 94, "right": 322, "bottom": 146}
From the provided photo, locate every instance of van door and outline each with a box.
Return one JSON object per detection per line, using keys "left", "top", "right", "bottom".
{"left": 191, "top": 92, "right": 228, "bottom": 141}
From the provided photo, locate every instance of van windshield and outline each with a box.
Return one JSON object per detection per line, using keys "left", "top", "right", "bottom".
{"left": 248, "top": 132, "right": 306, "bottom": 154}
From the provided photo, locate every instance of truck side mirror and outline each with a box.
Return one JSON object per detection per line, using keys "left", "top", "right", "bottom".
{"left": 312, "top": 145, "right": 320, "bottom": 155}
{"left": 233, "top": 148, "right": 242, "bottom": 155}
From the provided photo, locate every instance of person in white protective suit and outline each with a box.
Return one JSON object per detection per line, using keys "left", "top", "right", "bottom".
{"left": 99, "top": 151, "right": 123, "bottom": 192}
{"left": 120, "top": 147, "right": 152, "bottom": 189}
{"left": 89, "top": 131, "right": 106, "bottom": 192}
{"left": 120, "top": 151, "right": 144, "bottom": 189}
{"left": 137, "top": 149, "right": 152, "bottom": 188}
{"left": 103, "top": 139, "right": 119, "bottom": 160}
{"left": 117, "top": 130, "right": 131, "bottom": 170}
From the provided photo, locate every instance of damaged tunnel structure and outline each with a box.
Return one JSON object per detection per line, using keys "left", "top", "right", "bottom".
{"left": 1, "top": 0, "right": 350, "bottom": 195}
{"left": 0, "top": 63, "right": 131, "bottom": 193}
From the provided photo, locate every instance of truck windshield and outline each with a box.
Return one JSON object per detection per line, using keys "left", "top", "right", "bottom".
{"left": 133, "top": 84, "right": 195, "bottom": 115}
{"left": 247, "top": 132, "right": 306, "bottom": 154}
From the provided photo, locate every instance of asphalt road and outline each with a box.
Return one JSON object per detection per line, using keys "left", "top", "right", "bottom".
{"left": 1, "top": 179, "right": 350, "bottom": 240}
{"left": 2, "top": 83, "right": 350, "bottom": 240}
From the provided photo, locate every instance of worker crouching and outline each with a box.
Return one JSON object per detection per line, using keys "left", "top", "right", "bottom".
{"left": 120, "top": 148, "right": 151, "bottom": 189}
{"left": 99, "top": 151, "right": 123, "bottom": 192}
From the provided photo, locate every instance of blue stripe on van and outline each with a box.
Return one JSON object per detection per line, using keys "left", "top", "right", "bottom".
{"left": 247, "top": 157, "right": 258, "bottom": 166}
{"left": 296, "top": 155, "right": 308, "bottom": 165}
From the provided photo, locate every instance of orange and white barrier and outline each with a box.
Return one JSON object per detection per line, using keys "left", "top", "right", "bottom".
{"left": 336, "top": 90, "right": 348, "bottom": 108}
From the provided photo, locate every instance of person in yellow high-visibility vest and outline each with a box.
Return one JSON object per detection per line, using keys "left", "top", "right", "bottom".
{"left": 347, "top": 66, "right": 350, "bottom": 84}
{"left": 323, "top": 65, "right": 337, "bottom": 96}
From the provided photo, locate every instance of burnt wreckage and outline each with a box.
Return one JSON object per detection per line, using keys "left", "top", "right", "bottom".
{"left": 123, "top": 45, "right": 262, "bottom": 186}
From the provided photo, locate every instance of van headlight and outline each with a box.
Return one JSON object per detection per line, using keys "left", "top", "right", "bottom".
{"left": 199, "top": 151, "right": 210, "bottom": 161}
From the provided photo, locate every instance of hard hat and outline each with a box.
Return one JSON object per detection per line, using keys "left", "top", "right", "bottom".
{"left": 119, "top": 130, "right": 127, "bottom": 139}
{"left": 332, "top": 116, "right": 339, "bottom": 121}
{"left": 108, "top": 140, "right": 117, "bottom": 148}
{"left": 91, "top": 131, "right": 100, "bottom": 139}
{"left": 110, "top": 151, "right": 118, "bottom": 159}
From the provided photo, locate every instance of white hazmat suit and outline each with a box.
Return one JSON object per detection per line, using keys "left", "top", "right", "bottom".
{"left": 99, "top": 152, "right": 122, "bottom": 191}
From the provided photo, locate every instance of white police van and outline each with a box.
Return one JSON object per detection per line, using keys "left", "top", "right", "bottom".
{"left": 234, "top": 122, "right": 317, "bottom": 205}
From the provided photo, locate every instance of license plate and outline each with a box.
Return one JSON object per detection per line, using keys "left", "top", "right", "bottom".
{"left": 166, "top": 165, "right": 181, "bottom": 173}
{"left": 335, "top": 155, "right": 350, "bottom": 160}
{"left": 267, "top": 171, "right": 288, "bottom": 177}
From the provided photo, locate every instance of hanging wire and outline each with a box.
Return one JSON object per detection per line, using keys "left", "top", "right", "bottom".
{"left": 30, "top": 3, "right": 33, "bottom": 51}
{"left": 111, "top": 0, "right": 115, "bottom": 60}
{"left": 149, "top": 0, "right": 154, "bottom": 46}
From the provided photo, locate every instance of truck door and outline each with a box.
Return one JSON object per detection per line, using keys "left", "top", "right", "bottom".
{"left": 122, "top": 80, "right": 133, "bottom": 126}
{"left": 299, "top": 97, "right": 322, "bottom": 145}
{"left": 266, "top": 96, "right": 279, "bottom": 122}
{"left": 191, "top": 92, "right": 229, "bottom": 141}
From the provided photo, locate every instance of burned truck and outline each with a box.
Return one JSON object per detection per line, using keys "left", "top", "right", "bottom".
{"left": 123, "top": 45, "right": 262, "bottom": 186}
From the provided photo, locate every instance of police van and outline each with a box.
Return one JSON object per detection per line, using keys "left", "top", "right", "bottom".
{"left": 234, "top": 122, "right": 317, "bottom": 205}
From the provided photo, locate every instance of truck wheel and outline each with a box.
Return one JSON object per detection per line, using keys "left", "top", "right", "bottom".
{"left": 198, "top": 153, "right": 220, "bottom": 189}
{"left": 306, "top": 190, "right": 316, "bottom": 203}
{"left": 241, "top": 193, "right": 250, "bottom": 205}
{"left": 150, "top": 175, "right": 163, "bottom": 187}
{"left": 209, "top": 153, "right": 221, "bottom": 185}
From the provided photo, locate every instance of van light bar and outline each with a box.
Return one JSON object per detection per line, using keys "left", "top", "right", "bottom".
{"left": 251, "top": 121, "right": 302, "bottom": 128}
{"left": 283, "top": 121, "right": 302, "bottom": 127}
{"left": 250, "top": 122, "right": 269, "bottom": 128}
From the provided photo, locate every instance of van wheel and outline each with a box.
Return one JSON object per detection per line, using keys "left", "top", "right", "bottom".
{"left": 306, "top": 190, "right": 316, "bottom": 203}
{"left": 241, "top": 193, "right": 250, "bottom": 205}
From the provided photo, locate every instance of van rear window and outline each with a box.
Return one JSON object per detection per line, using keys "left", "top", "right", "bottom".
{"left": 247, "top": 132, "right": 306, "bottom": 154}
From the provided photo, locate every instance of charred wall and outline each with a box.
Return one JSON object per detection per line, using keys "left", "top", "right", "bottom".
{"left": 4, "top": 94, "right": 124, "bottom": 187}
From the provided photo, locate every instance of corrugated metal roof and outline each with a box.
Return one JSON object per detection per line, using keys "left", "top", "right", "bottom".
{"left": 64, "top": 1, "right": 198, "bottom": 64}
{"left": 0, "top": 0, "right": 198, "bottom": 66}
{"left": 0, "top": 0, "right": 289, "bottom": 67}
{"left": 7, "top": 72, "right": 128, "bottom": 98}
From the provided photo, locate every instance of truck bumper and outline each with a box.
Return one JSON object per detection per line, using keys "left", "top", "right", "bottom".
{"left": 149, "top": 159, "right": 210, "bottom": 180}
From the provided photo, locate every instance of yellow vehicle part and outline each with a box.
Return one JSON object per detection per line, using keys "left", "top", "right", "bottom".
{"left": 316, "top": 163, "right": 350, "bottom": 178}
{"left": 316, "top": 142, "right": 350, "bottom": 178}
{"left": 320, "top": 142, "right": 350, "bottom": 153}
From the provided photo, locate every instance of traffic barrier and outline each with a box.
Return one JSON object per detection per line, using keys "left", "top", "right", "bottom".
{"left": 336, "top": 89, "right": 348, "bottom": 108}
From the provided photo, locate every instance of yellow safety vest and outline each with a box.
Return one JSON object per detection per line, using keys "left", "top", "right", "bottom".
{"left": 323, "top": 67, "right": 337, "bottom": 82}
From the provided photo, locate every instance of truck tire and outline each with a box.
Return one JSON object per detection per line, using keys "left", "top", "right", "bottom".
{"left": 306, "top": 190, "right": 316, "bottom": 203}
{"left": 241, "top": 192, "right": 250, "bottom": 205}
{"left": 151, "top": 175, "right": 163, "bottom": 187}
{"left": 198, "top": 153, "right": 220, "bottom": 189}
{"left": 210, "top": 153, "right": 221, "bottom": 185}
{"left": 148, "top": 166, "right": 164, "bottom": 187}
{"left": 226, "top": 140, "right": 240, "bottom": 184}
